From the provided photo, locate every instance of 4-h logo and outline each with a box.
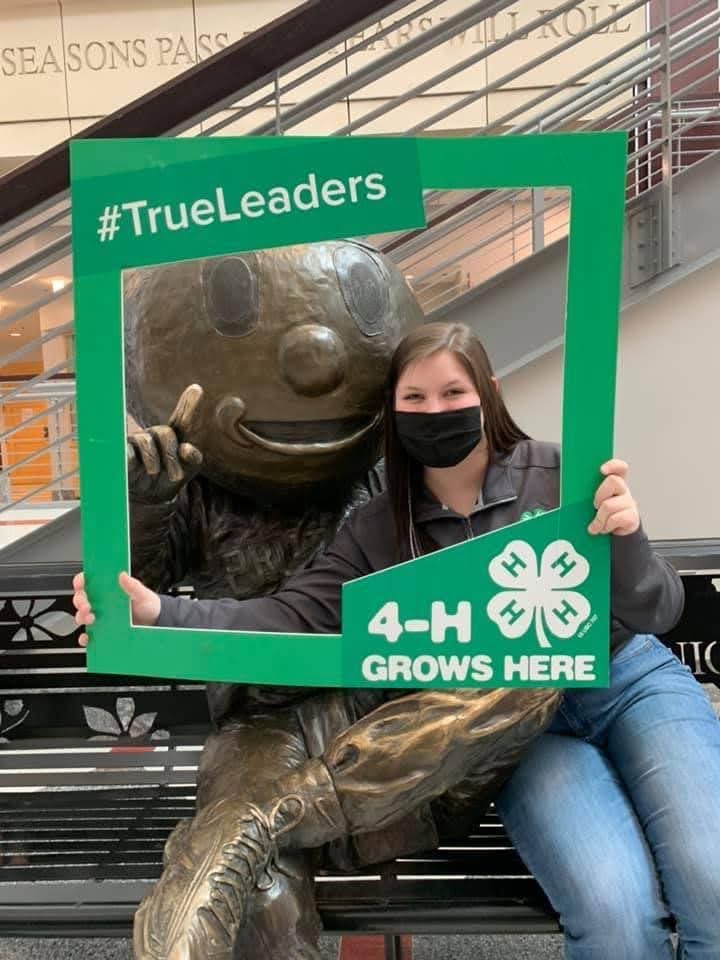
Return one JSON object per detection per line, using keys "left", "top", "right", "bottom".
{"left": 487, "top": 540, "right": 591, "bottom": 649}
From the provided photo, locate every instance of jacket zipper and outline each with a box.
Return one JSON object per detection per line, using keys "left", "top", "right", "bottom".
{"left": 420, "top": 494, "right": 519, "bottom": 526}
{"left": 474, "top": 495, "right": 517, "bottom": 514}
{"left": 465, "top": 495, "right": 517, "bottom": 541}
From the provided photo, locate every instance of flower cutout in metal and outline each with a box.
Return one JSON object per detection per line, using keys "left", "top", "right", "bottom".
{"left": 83, "top": 696, "right": 169, "bottom": 741}
{"left": 5, "top": 598, "right": 77, "bottom": 644}
{"left": 487, "top": 539, "right": 591, "bottom": 649}
{"left": 0, "top": 698, "right": 30, "bottom": 742}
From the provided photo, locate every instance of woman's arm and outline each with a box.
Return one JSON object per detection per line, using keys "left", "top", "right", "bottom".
{"left": 589, "top": 458, "right": 684, "bottom": 634}
{"left": 156, "top": 519, "right": 371, "bottom": 634}
{"left": 610, "top": 528, "right": 684, "bottom": 634}
{"left": 74, "top": 510, "right": 376, "bottom": 645}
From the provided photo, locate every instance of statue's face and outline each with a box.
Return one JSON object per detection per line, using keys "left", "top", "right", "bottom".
{"left": 124, "top": 242, "right": 424, "bottom": 494}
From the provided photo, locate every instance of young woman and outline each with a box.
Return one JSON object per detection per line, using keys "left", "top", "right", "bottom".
{"left": 74, "top": 322, "right": 720, "bottom": 960}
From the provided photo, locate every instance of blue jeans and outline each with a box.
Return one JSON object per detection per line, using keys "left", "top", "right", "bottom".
{"left": 495, "top": 634, "right": 720, "bottom": 959}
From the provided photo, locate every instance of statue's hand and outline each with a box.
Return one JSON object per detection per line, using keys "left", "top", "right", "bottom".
{"left": 127, "top": 384, "right": 204, "bottom": 504}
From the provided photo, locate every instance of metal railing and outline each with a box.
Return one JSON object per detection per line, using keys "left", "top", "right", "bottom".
{"left": 1, "top": 0, "right": 719, "bottom": 514}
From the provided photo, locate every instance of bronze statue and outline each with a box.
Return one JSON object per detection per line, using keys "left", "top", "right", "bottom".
{"left": 123, "top": 243, "right": 560, "bottom": 959}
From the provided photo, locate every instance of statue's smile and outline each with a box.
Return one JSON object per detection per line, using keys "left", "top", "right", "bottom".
{"left": 214, "top": 396, "right": 381, "bottom": 456}
{"left": 236, "top": 413, "right": 382, "bottom": 456}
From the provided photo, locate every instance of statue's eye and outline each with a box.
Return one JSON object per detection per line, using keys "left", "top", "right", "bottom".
{"left": 203, "top": 256, "right": 258, "bottom": 338}
{"left": 333, "top": 245, "right": 389, "bottom": 337}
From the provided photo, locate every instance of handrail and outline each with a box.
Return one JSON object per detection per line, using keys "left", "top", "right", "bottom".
{"left": 0, "top": 0, "right": 405, "bottom": 232}
{"left": 381, "top": 1, "right": 720, "bottom": 258}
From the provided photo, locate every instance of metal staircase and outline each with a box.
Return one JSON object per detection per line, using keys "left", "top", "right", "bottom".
{"left": 1, "top": 0, "right": 720, "bottom": 544}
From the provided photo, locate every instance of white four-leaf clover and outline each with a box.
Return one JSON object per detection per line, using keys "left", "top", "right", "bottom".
{"left": 487, "top": 539, "right": 591, "bottom": 649}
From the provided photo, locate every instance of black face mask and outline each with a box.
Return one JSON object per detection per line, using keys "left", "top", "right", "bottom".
{"left": 394, "top": 406, "right": 483, "bottom": 468}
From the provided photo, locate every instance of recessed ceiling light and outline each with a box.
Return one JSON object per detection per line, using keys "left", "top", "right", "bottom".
{"left": 9, "top": 331, "right": 21, "bottom": 337}
{"left": 51, "top": 278, "right": 67, "bottom": 293}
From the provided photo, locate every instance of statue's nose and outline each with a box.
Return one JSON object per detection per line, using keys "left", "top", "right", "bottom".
{"left": 278, "top": 324, "right": 346, "bottom": 397}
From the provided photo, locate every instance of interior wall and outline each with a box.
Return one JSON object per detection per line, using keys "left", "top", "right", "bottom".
{"left": 500, "top": 257, "right": 720, "bottom": 541}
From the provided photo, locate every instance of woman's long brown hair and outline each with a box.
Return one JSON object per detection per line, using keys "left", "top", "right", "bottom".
{"left": 384, "top": 321, "right": 529, "bottom": 560}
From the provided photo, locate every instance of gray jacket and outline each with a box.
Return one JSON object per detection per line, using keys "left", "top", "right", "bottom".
{"left": 158, "top": 440, "right": 684, "bottom": 655}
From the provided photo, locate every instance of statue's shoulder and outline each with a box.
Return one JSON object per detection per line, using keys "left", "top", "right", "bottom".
{"left": 340, "top": 461, "right": 387, "bottom": 521}
{"left": 342, "top": 488, "right": 393, "bottom": 548}
{"left": 364, "top": 459, "right": 387, "bottom": 496}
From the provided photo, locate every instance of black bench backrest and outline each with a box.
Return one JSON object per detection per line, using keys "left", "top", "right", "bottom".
{"left": 660, "top": 575, "right": 720, "bottom": 692}
{"left": 1, "top": 569, "right": 718, "bottom": 789}
{"left": 0, "top": 576, "right": 211, "bottom": 791}
{"left": 0, "top": 563, "right": 716, "bottom": 928}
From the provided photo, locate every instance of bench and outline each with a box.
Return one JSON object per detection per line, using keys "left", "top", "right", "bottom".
{"left": 1, "top": 550, "right": 718, "bottom": 957}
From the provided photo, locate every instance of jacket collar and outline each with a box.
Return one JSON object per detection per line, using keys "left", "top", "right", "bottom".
{"left": 413, "top": 447, "right": 518, "bottom": 523}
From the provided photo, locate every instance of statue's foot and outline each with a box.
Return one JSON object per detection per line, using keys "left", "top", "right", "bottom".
{"left": 133, "top": 796, "right": 304, "bottom": 960}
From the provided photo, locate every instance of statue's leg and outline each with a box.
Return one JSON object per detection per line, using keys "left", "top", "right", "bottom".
{"left": 134, "top": 686, "right": 561, "bottom": 958}
{"left": 317, "top": 686, "right": 562, "bottom": 838}
{"left": 231, "top": 850, "right": 322, "bottom": 960}
{"left": 209, "top": 686, "right": 562, "bottom": 857}
{"left": 295, "top": 689, "right": 440, "bottom": 872}
{"left": 133, "top": 708, "right": 330, "bottom": 960}
{"left": 199, "top": 714, "right": 326, "bottom": 960}
{"left": 268, "top": 686, "right": 562, "bottom": 873}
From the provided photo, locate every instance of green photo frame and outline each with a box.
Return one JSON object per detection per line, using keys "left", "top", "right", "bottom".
{"left": 71, "top": 132, "right": 627, "bottom": 689}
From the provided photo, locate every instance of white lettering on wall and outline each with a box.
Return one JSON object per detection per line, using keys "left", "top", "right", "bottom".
{"left": 0, "top": 32, "right": 230, "bottom": 77}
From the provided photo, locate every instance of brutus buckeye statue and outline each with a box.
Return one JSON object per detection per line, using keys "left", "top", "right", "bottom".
{"left": 123, "top": 242, "right": 559, "bottom": 959}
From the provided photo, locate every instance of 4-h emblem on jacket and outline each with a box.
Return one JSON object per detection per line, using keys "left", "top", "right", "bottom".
{"left": 487, "top": 539, "right": 592, "bottom": 649}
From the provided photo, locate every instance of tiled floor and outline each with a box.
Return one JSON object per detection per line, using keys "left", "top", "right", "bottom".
{"left": 0, "top": 936, "right": 566, "bottom": 959}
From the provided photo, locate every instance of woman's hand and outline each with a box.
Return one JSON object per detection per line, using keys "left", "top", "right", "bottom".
{"left": 72, "top": 571, "right": 162, "bottom": 647}
{"left": 588, "top": 459, "right": 640, "bottom": 537}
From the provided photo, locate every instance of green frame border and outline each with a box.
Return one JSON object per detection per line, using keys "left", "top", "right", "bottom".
{"left": 71, "top": 132, "right": 627, "bottom": 686}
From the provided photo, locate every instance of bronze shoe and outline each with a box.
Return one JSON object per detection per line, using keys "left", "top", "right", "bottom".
{"left": 133, "top": 795, "right": 305, "bottom": 960}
